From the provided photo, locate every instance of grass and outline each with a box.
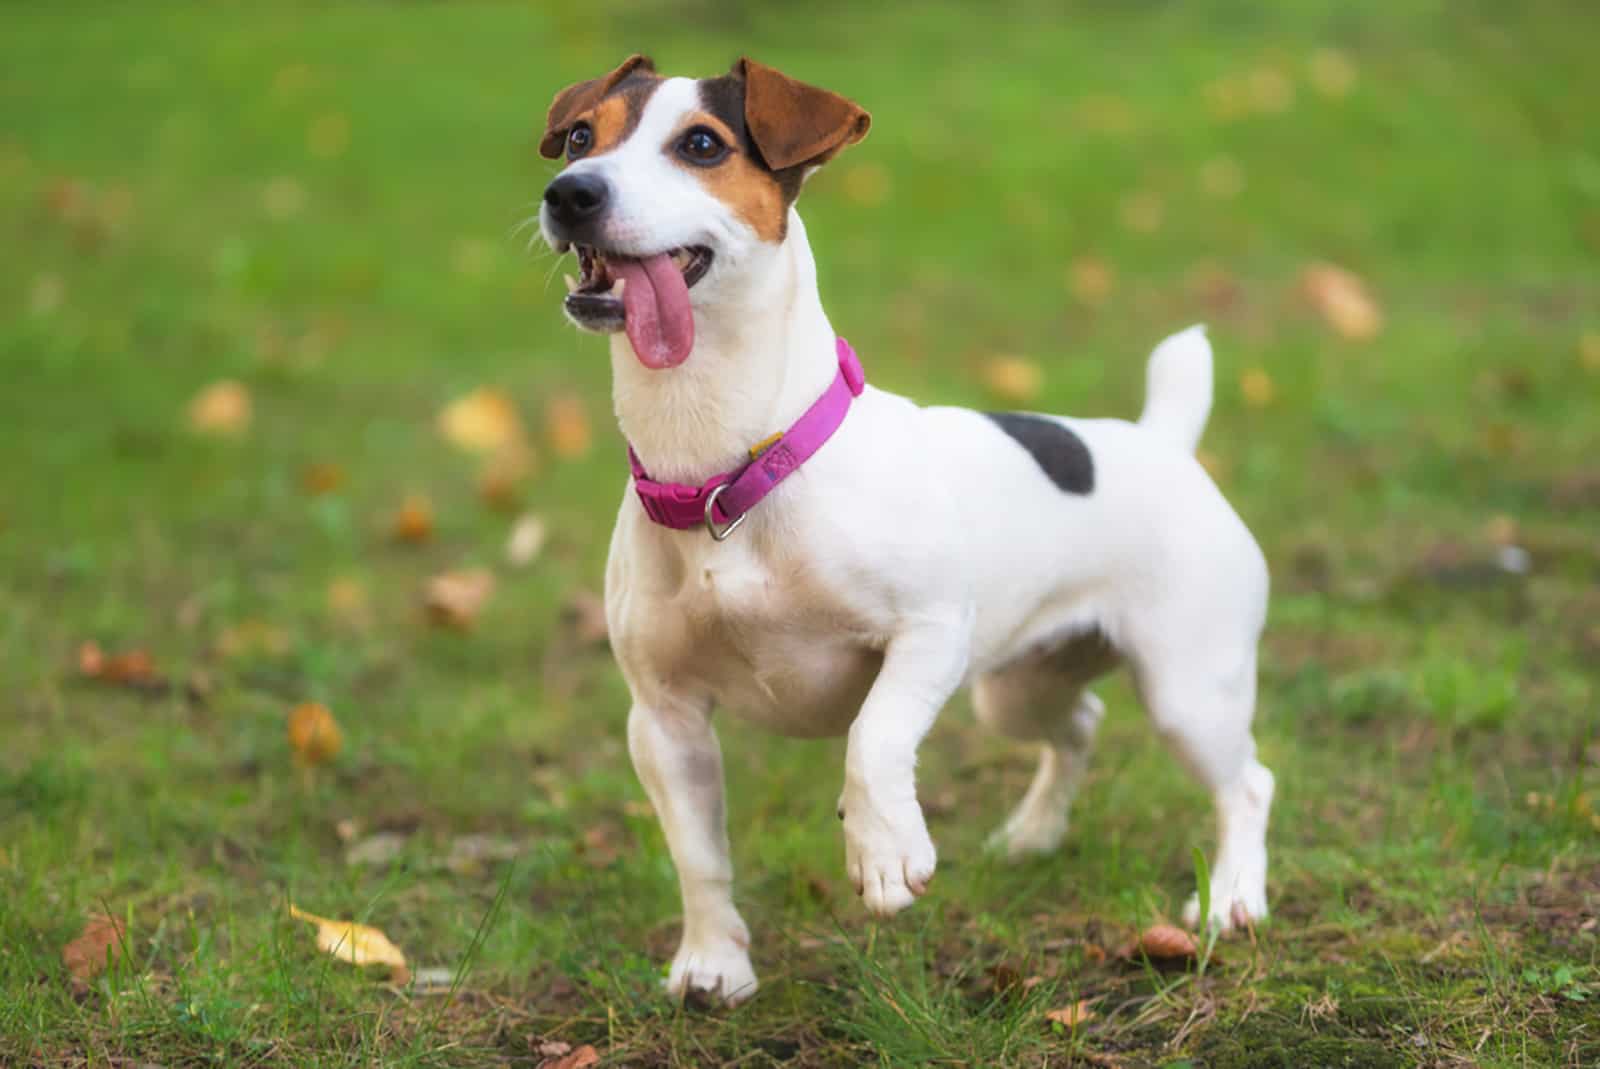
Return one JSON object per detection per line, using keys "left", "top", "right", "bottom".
{"left": 3, "top": 0, "right": 1598, "bottom": 1065}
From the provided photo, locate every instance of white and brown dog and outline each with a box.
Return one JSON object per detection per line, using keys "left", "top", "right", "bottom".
{"left": 537, "top": 55, "right": 1273, "bottom": 1005}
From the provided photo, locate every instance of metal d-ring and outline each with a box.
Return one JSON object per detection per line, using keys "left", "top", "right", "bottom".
{"left": 703, "top": 483, "right": 747, "bottom": 541}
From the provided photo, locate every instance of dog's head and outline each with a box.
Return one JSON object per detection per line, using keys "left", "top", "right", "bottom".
{"left": 537, "top": 56, "right": 870, "bottom": 369}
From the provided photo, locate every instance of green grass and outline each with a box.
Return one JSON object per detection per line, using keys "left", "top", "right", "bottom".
{"left": 3, "top": 1, "right": 1599, "bottom": 1065}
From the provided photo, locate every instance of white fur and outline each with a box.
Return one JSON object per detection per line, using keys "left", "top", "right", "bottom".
{"left": 544, "top": 83, "right": 1274, "bottom": 1005}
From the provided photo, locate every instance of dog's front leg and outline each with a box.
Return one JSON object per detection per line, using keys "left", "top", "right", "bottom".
{"left": 627, "top": 702, "right": 757, "bottom": 1004}
{"left": 839, "top": 615, "right": 972, "bottom": 917}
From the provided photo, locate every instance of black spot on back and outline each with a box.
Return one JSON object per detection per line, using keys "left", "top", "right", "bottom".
{"left": 985, "top": 412, "right": 1095, "bottom": 495}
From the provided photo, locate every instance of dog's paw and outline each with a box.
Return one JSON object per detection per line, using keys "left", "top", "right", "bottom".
{"left": 1182, "top": 865, "right": 1268, "bottom": 933}
{"left": 665, "top": 938, "right": 758, "bottom": 1006}
{"left": 839, "top": 786, "right": 936, "bottom": 917}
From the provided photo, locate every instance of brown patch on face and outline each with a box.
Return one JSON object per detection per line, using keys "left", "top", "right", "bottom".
{"left": 668, "top": 111, "right": 787, "bottom": 243}
{"left": 539, "top": 54, "right": 661, "bottom": 160}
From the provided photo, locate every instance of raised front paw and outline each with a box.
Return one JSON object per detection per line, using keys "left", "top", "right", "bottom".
{"left": 665, "top": 935, "right": 758, "bottom": 1006}
{"left": 839, "top": 785, "right": 937, "bottom": 917}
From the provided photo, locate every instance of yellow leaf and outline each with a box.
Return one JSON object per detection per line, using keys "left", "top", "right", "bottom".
{"left": 1239, "top": 368, "right": 1276, "bottom": 408}
{"left": 391, "top": 494, "right": 434, "bottom": 544}
{"left": 1301, "top": 262, "right": 1382, "bottom": 341}
{"left": 1307, "top": 48, "right": 1357, "bottom": 98}
{"left": 981, "top": 356, "right": 1043, "bottom": 404}
{"left": 1044, "top": 999, "right": 1096, "bottom": 1030}
{"left": 478, "top": 442, "right": 537, "bottom": 510}
{"left": 287, "top": 701, "right": 343, "bottom": 766}
{"left": 545, "top": 393, "right": 593, "bottom": 459}
{"left": 439, "top": 387, "right": 524, "bottom": 454}
{"left": 288, "top": 904, "right": 408, "bottom": 983}
{"left": 425, "top": 568, "right": 496, "bottom": 630}
{"left": 1067, "top": 256, "right": 1115, "bottom": 306}
{"left": 187, "top": 380, "right": 252, "bottom": 436}
{"left": 326, "top": 576, "right": 371, "bottom": 629}
{"left": 1580, "top": 331, "right": 1600, "bottom": 372}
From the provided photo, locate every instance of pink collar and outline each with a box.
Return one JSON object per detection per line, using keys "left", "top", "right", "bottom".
{"left": 627, "top": 337, "right": 865, "bottom": 540}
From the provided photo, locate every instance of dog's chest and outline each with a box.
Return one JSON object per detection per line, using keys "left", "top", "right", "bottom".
{"left": 631, "top": 541, "right": 883, "bottom": 737}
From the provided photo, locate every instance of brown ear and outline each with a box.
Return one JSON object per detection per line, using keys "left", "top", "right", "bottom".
{"left": 734, "top": 58, "right": 870, "bottom": 172}
{"left": 539, "top": 54, "right": 655, "bottom": 159}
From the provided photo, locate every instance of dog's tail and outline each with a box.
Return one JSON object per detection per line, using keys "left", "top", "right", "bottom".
{"left": 1137, "top": 324, "right": 1213, "bottom": 453}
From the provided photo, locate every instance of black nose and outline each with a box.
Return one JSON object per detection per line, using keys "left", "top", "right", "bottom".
{"left": 543, "top": 172, "right": 610, "bottom": 229}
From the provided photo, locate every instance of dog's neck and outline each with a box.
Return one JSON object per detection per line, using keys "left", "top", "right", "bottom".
{"left": 610, "top": 210, "right": 839, "bottom": 485}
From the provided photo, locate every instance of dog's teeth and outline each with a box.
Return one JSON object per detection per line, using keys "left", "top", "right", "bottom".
{"left": 612, "top": 277, "right": 626, "bottom": 297}
{"left": 563, "top": 274, "right": 578, "bottom": 293}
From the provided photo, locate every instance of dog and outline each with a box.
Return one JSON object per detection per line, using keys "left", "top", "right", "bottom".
{"left": 537, "top": 55, "right": 1273, "bottom": 1005}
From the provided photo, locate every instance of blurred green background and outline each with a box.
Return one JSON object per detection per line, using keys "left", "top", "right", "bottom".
{"left": 3, "top": 2, "right": 1597, "bottom": 1066}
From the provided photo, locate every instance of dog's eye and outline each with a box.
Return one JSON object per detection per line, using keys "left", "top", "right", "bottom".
{"left": 677, "top": 126, "right": 727, "bottom": 165}
{"left": 566, "top": 123, "right": 594, "bottom": 160}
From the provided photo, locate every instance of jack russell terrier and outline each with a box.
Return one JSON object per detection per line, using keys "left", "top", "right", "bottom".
{"left": 537, "top": 55, "right": 1273, "bottom": 1005}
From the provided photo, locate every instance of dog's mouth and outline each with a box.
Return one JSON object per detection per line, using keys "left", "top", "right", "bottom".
{"left": 563, "top": 244, "right": 713, "bottom": 370}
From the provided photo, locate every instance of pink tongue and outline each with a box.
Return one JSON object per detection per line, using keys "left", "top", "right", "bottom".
{"left": 613, "top": 254, "right": 694, "bottom": 369}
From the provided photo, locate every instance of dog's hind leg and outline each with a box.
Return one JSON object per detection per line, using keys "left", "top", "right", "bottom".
{"left": 1132, "top": 643, "right": 1273, "bottom": 932}
{"left": 628, "top": 702, "right": 758, "bottom": 1004}
{"left": 975, "top": 643, "right": 1112, "bottom": 858}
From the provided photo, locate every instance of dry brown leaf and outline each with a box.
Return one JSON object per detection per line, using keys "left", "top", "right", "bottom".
{"left": 1300, "top": 262, "right": 1382, "bottom": 341}
{"left": 392, "top": 494, "right": 435, "bottom": 544}
{"left": 425, "top": 568, "right": 496, "bottom": 630}
{"left": 187, "top": 380, "right": 252, "bottom": 437}
{"left": 537, "top": 1040, "right": 573, "bottom": 1058}
{"left": 981, "top": 356, "right": 1043, "bottom": 404}
{"left": 1239, "top": 368, "right": 1276, "bottom": 408}
{"left": 478, "top": 442, "right": 537, "bottom": 510}
{"left": 300, "top": 462, "right": 345, "bottom": 496}
{"left": 506, "top": 513, "right": 548, "bottom": 568}
{"left": 1129, "top": 923, "right": 1198, "bottom": 962}
{"left": 1067, "top": 256, "right": 1115, "bottom": 305}
{"left": 287, "top": 701, "right": 343, "bottom": 766}
{"left": 562, "top": 589, "right": 609, "bottom": 645}
{"left": 542, "top": 1045, "right": 600, "bottom": 1069}
{"left": 439, "top": 387, "right": 524, "bottom": 454}
{"left": 546, "top": 393, "right": 593, "bottom": 459}
{"left": 62, "top": 914, "right": 125, "bottom": 985}
{"left": 1044, "top": 999, "right": 1096, "bottom": 1030}
{"left": 288, "top": 903, "right": 409, "bottom": 983}
{"left": 77, "top": 641, "right": 162, "bottom": 689}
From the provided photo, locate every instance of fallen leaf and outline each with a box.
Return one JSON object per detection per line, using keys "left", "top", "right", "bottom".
{"left": 545, "top": 393, "right": 593, "bottom": 459}
{"left": 300, "top": 462, "right": 345, "bottom": 496}
{"left": 307, "top": 113, "right": 350, "bottom": 158}
{"left": 542, "top": 1045, "right": 599, "bottom": 1069}
{"left": 425, "top": 569, "right": 496, "bottom": 630}
{"left": 1579, "top": 331, "right": 1600, "bottom": 372}
{"left": 62, "top": 914, "right": 125, "bottom": 986}
{"left": 187, "top": 380, "right": 252, "bottom": 436}
{"left": 478, "top": 442, "right": 537, "bottom": 510}
{"left": 1044, "top": 999, "right": 1096, "bottom": 1030}
{"left": 1300, "top": 262, "right": 1382, "bottom": 341}
{"left": 1307, "top": 48, "right": 1357, "bottom": 98}
{"left": 262, "top": 176, "right": 306, "bottom": 220}
{"left": 287, "top": 701, "right": 343, "bottom": 766}
{"left": 77, "top": 641, "right": 162, "bottom": 689}
{"left": 562, "top": 589, "right": 609, "bottom": 645}
{"left": 1118, "top": 191, "right": 1164, "bottom": 234}
{"left": 1239, "top": 368, "right": 1276, "bottom": 408}
{"left": 288, "top": 903, "right": 409, "bottom": 983}
{"left": 345, "top": 832, "right": 408, "bottom": 867}
{"left": 392, "top": 494, "right": 435, "bottom": 544}
{"left": 537, "top": 1040, "right": 573, "bottom": 1058}
{"left": 335, "top": 817, "right": 362, "bottom": 843}
{"left": 1199, "top": 156, "right": 1245, "bottom": 198}
{"left": 1082, "top": 943, "right": 1107, "bottom": 963}
{"left": 326, "top": 576, "right": 371, "bottom": 629}
{"left": 1128, "top": 923, "right": 1198, "bottom": 962}
{"left": 439, "top": 387, "right": 524, "bottom": 454}
{"left": 1067, "top": 256, "right": 1115, "bottom": 305}
{"left": 981, "top": 356, "right": 1043, "bottom": 404}
{"left": 506, "top": 513, "right": 548, "bottom": 567}
{"left": 215, "top": 619, "right": 291, "bottom": 660}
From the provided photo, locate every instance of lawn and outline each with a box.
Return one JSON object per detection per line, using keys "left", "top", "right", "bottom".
{"left": 2, "top": 1, "right": 1598, "bottom": 1066}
